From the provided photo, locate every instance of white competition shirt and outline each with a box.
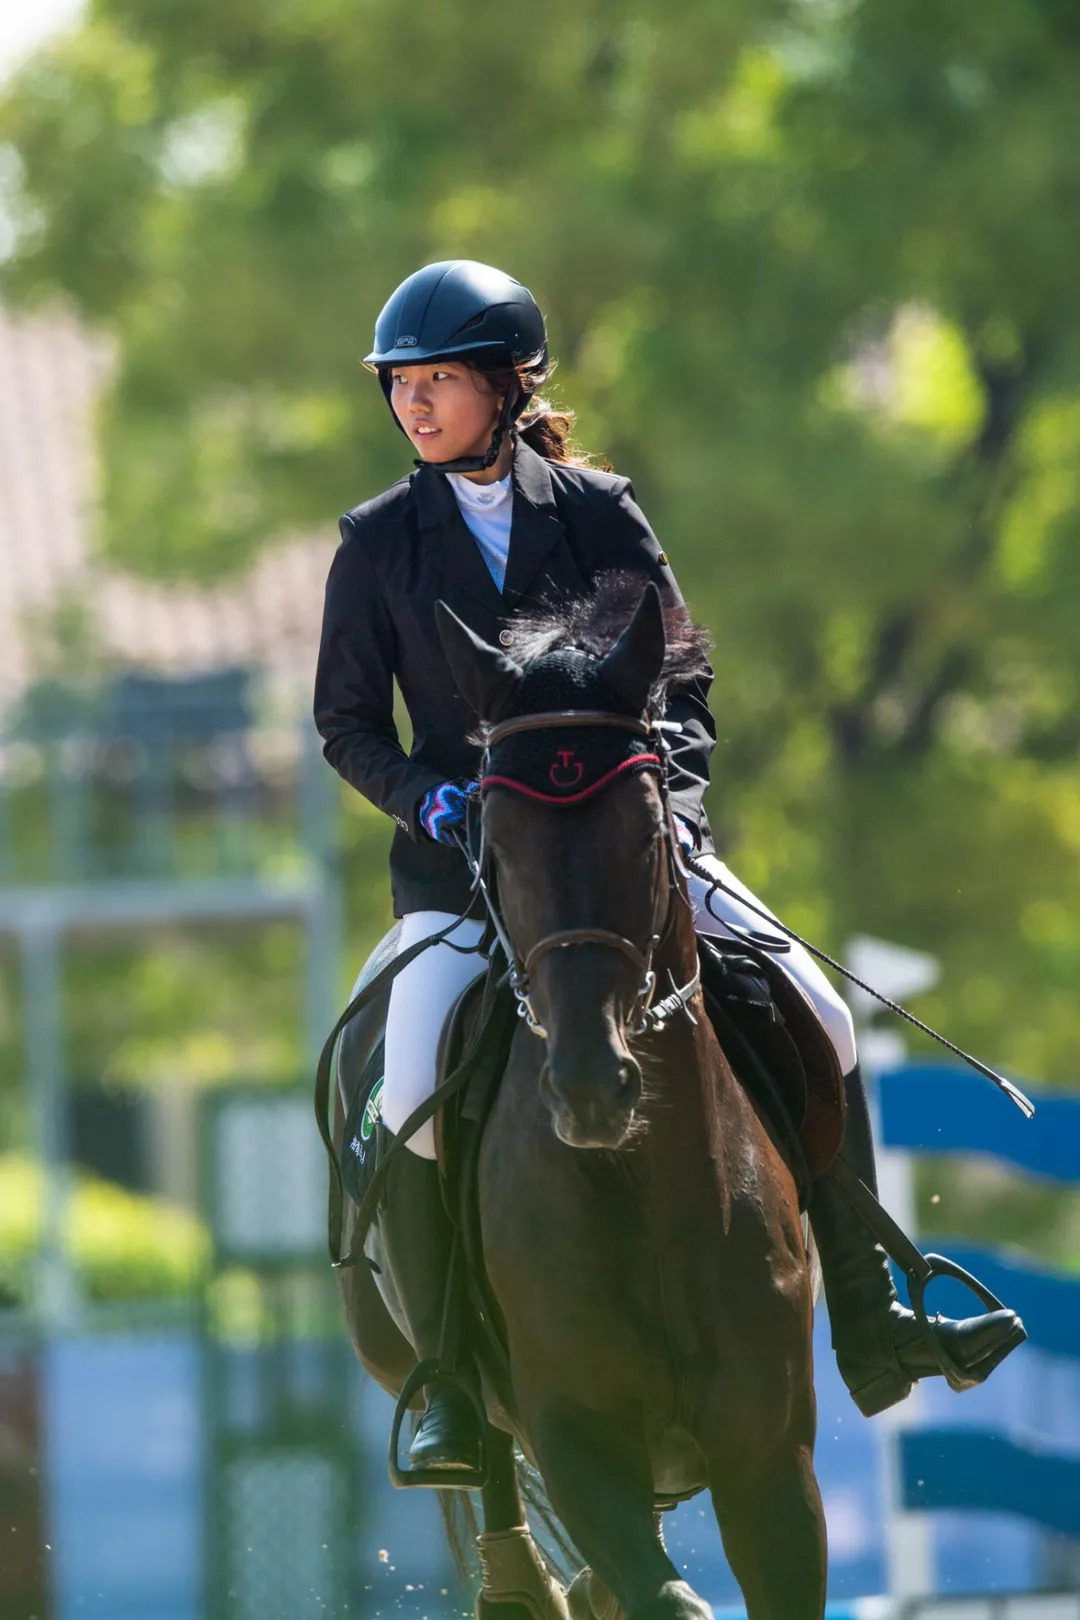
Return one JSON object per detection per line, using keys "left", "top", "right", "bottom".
{"left": 446, "top": 470, "right": 513, "bottom": 593}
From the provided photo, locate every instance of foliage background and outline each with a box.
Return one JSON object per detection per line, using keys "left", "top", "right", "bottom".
{"left": 2, "top": 0, "right": 1079, "bottom": 1266}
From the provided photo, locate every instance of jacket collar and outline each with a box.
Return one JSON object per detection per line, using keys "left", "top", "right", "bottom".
{"left": 413, "top": 436, "right": 567, "bottom": 618}
{"left": 413, "top": 458, "right": 505, "bottom": 617}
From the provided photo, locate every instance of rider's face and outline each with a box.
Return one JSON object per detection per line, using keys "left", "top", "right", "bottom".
{"left": 389, "top": 362, "right": 502, "bottom": 468}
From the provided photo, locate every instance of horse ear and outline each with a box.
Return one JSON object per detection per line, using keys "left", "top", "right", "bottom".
{"left": 596, "top": 582, "right": 666, "bottom": 713}
{"left": 436, "top": 601, "right": 524, "bottom": 720}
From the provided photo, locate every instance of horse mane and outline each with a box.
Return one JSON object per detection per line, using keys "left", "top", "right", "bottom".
{"left": 505, "top": 569, "right": 712, "bottom": 704}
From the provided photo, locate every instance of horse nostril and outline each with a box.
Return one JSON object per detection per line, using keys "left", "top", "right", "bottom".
{"left": 616, "top": 1059, "right": 641, "bottom": 1109}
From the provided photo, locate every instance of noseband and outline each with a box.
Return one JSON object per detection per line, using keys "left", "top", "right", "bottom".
{"left": 478, "top": 709, "right": 699, "bottom": 1040}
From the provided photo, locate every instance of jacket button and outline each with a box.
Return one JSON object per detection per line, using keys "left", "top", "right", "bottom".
{"left": 498, "top": 629, "right": 515, "bottom": 647}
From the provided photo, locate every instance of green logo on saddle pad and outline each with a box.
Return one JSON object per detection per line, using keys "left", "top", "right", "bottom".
{"left": 361, "top": 1077, "right": 384, "bottom": 1142}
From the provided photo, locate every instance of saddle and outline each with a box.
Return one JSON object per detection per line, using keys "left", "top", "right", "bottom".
{"left": 697, "top": 935, "right": 846, "bottom": 1195}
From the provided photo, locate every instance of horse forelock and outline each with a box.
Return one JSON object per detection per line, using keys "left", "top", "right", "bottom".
{"left": 504, "top": 570, "right": 711, "bottom": 703}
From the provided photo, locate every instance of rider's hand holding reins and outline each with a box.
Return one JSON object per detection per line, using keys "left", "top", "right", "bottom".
{"left": 419, "top": 780, "right": 478, "bottom": 845}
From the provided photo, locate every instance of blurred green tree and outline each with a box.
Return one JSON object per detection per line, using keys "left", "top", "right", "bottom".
{"left": 2, "top": 0, "right": 1080, "bottom": 1097}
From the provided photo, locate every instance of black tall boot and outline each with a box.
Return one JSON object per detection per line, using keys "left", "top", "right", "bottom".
{"left": 809, "top": 1064, "right": 1027, "bottom": 1417}
{"left": 380, "top": 1131, "right": 484, "bottom": 1473}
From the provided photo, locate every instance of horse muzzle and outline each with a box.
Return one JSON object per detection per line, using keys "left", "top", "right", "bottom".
{"left": 539, "top": 1052, "right": 642, "bottom": 1150}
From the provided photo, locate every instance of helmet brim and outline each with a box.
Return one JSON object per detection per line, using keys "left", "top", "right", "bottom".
{"left": 362, "top": 338, "right": 510, "bottom": 369}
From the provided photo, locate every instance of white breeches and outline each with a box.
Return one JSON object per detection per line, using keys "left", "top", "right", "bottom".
{"left": 380, "top": 911, "right": 488, "bottom": 1158}
{"left": 684, "top": 853, "right": 858, "bottom": 1079}
{"left": 380, "top": 855, "right": 857, "bottom": 1159}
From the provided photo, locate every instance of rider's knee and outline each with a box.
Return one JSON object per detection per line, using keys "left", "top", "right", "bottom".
{"left": 815, "top": 992, "right": 857, "bottom": 1077}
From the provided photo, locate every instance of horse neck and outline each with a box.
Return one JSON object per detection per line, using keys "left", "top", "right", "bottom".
{"left": 638, "top": 869, "right": 744, "bottom": 1196}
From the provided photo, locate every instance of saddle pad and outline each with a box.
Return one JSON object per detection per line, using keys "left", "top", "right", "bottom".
{"left": 340, "top": 1036, "right": 386, "bottom": 1208}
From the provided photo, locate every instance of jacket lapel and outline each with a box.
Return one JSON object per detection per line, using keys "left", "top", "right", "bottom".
{"left": 413, "top": 463, "right": 507, "bottom": 621}
{"left": 412, "top": 439, "right": 571, "bottom": 624}
{"left": 501, "top": 440, "right": 567, "bottom": 608}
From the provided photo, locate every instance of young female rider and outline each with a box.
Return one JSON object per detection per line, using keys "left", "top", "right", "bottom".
{"left": 314, "top": 260, "right": 1022, "bottom": 1477}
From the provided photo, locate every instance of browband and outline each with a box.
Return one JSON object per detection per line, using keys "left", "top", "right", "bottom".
{"left": 481, "top": 753, "right": 661, "bottom": 805}
{"left": 485, "top": 710, "right": 652, "bottom": 746}
{"left": 481, "top": 706, "right": 662, "bottom": 807}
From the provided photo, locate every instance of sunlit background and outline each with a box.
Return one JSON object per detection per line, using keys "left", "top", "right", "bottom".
{"left": 1, "top": 2, "right": 1079, "bottom": 1616}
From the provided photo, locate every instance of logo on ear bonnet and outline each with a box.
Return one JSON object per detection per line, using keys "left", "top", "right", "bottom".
{"left": 549, "top": 749, "right": 584, "bottom": 789}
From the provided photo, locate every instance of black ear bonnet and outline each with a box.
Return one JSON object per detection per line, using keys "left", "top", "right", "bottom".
{"left": 480, "top": 650, "right": 661, "bottom": 805}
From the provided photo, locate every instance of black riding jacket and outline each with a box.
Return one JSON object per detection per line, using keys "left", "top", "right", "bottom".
{"left": 313, "top": 437, "right": 717, "bottom": 917}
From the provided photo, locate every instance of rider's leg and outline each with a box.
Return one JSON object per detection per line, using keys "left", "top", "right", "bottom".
{"left": 810, "top": 1064, "right": 1025, "bottom": 1416}
{"left": 381, "top": 911, "right": 486, "bottom": 1157}
{"left": 685, "top": 856, "right": 857, "bottom": 1073}
{"left": 685, "top": 854, "right": 1026, "bottom": 1414}
{"left": 379, "top": 911, "right": 487, "bottom": 1470}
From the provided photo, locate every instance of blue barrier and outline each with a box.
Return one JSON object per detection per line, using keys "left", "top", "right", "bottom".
{"left": 900, "top": 1429, "right": 1080, "bottom": 1538}
{"left": 875, "top": 1061, "right": 1080, "bottom": 1553}
{"left": 878, "top": 1065, "right": 1080, "bottom": 1184}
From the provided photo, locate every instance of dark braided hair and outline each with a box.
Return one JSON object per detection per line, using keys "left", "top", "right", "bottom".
{"left": 465, "top": 354, "right": 610, "bottom": 470}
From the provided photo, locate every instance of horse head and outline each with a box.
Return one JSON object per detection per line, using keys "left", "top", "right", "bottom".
{"left": 438, "top": 579, "right": 700, "bottom": 1151}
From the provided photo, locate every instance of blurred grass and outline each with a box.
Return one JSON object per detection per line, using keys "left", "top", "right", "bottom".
{"left": 0, "top": 1152, "right": 210, "bottom": 1302}
{"left": 917, "top": 1155, "right": 1080, "bottom": 1275}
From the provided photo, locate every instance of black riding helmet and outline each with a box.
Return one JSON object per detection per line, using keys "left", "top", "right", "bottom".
{"left": 364, "top": 260, "right": 548, "bottom": 474}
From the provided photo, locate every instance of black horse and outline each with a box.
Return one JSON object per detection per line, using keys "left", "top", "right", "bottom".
{"left": 336, "top": 582, "right": 826, "bottom": 1620}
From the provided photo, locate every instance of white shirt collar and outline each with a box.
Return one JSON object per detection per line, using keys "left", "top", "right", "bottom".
{"left": 446, "top": 471, "right": 513, "bottom": 508}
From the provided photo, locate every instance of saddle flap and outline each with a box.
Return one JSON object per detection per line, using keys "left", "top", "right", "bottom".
{"left": 433, "top": 971, "right": 491, "bottom": 1165}
{"left": 698, "top": 935, "right": 846, "bottom": 1180}
{"left": 336, "top": 923, "right": 402, "bottom": 1113}
{"left": 746, "top": 945, "right": 846, "bottom": 1177}
{"left": 336, "top": 926, "right": 402, "bottom": 1206}
{"left": 340, "top": 1038, "right": 386, "bottom": 1206}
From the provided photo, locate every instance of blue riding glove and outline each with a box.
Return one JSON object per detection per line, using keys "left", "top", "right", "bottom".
{"left": 418, "top": 780, "right": 477, "bottom": 846}
{"left": 673, "top": 815, "right": 698, "bottom": 855}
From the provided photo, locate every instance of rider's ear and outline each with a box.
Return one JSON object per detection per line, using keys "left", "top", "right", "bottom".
{"left": 436, "top": 601, "right": 525, "bottom": 720}
{"left": 596, "top": 582, "right": 666, "bottom": 714}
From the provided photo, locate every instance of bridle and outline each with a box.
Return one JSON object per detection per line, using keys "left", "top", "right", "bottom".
{"left": 474, "top": 708, "right": 701, "bottom": 1042}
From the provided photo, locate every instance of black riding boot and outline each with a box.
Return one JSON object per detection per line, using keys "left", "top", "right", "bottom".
{"left": 809, "top": 1064, "right": 1026, "bottom": 1417}
{"left": 380, "top": 1132, "right": 484, "bottom": 1473}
